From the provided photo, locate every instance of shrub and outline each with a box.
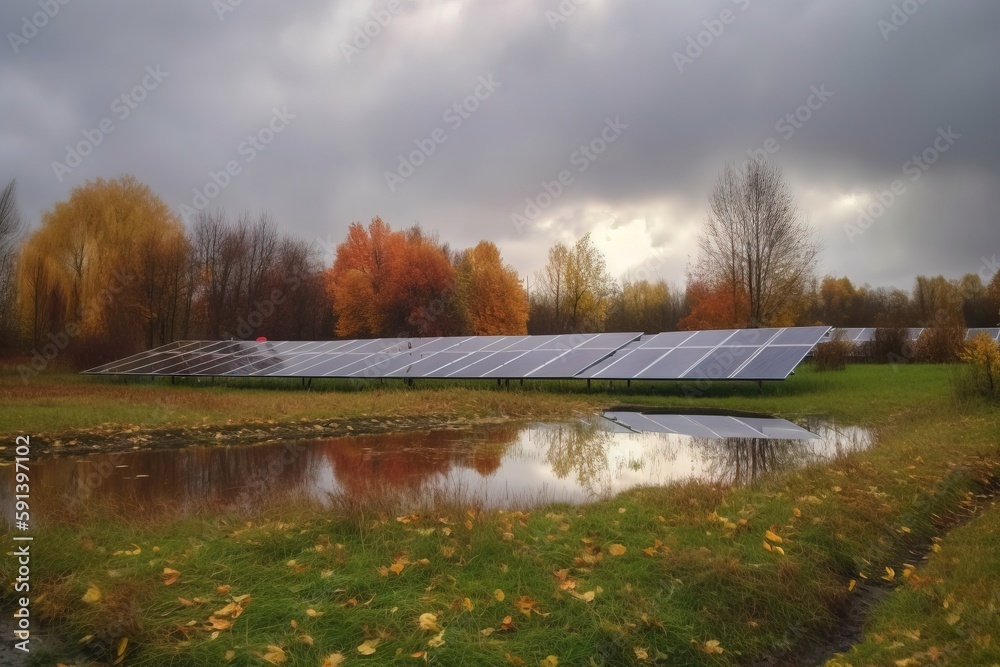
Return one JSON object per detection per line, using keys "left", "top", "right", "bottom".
{"left": 863, "top": 326, "right": 910, "bottom": 364}
{"left": 814, "top": 331, "right": 851, "bottom": 371}
{"left": 914, "top": 325, "right": 967, "bottom": 363}
{"left": 956, "top": 333, "right": 1000, "bottom": 401}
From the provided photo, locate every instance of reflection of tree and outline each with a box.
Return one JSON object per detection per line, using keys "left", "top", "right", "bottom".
{"left": 534, "top": 422, "right": 615, "bottom": 497}
{"left": 322, "top": 426, "right": 518, "bottom": 499}
{"left": 693, "top": 437, "right": 801, "bottom": 486}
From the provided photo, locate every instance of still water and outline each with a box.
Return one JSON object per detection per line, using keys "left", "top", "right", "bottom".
{"left": 1, "top": 416, "right": 873, "bottom": 520}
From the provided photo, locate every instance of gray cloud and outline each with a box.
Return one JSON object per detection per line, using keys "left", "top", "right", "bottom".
{"left": 3, "top": 0, "right": 998, "bottom": 292}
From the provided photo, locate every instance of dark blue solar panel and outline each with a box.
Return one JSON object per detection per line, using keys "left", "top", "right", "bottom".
{"left": 683, "top": 346, "right": 759, "bottom": 380}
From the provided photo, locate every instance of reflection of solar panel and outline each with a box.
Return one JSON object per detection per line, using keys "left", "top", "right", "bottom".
{"left": 83, "top": 327, "right": 830, "bottom": 382}
{"left": 604, "top": 411, "right": 820, "bottom": 440}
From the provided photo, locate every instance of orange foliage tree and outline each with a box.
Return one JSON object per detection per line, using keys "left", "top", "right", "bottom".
{"left": 677, "top": 279, "right": 748, "bottom": 331}
{"left": 325, "top": 218, "right": 459, "bottom": 338}
{"left": 455, "top": 241, "right": 528, "bottom": 335}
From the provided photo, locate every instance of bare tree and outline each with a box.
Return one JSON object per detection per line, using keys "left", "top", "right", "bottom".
{"left": 0, "top": 180, "right": 26, "bottom": 346}
{"left": 698, "top": 158, "right": 819, "bottom": 327}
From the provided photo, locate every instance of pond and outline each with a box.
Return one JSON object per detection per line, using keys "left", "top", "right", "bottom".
{"left": 0, "top": 415, "right": 873, "bottom": 521}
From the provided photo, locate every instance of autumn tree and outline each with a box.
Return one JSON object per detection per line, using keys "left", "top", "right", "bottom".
{"left": 695, "top": 158, "right": 819, "bottom": 327}
{"left": 677, "top": 278, "right": 748, "bottom": 331}
{"left": 605, "top": 278, "right": 684, "bottom": 333}
{"left": 455, "top": 241, "right": 528, "bottom": 335}
{"left": 531, "top": 234, "right": 614, "bottom": 333}
{"left": 0, "top": 180, "right": 25, "bottom": 348}
{"left": 819, "top": 277, "right": 856, "bottom": 326}
{"left": 17, "top": 175, "right": 192, "bottom": 361}
{"left": 325, "top": 218, "right": 459, "bottom": 338}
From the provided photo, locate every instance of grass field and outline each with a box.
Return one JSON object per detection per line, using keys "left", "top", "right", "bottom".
{"left": 1, "top": 364, "right": 998, "bottom": 665}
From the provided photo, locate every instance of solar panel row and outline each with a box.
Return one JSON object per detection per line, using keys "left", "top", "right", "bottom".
{"left": 825, "top": 327, "right": 1000, "bottom": 344}
{"left": 83, "top": 327, "right": 832, "bottom": 382}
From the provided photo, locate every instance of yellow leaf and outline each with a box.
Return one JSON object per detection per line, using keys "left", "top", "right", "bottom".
{"left": 419, "top": 613, "right": 442, "bottom": 632}
{"left": 440, "top": 546, "right": 455, "bottom": 558}
{"left": 82, "top": 585, "right": 102, "bottom": 604}
{"left": 358, "top": 638, "right": 380, "bottom": 655}
{"left": 463, "top": 597, "right": 474, "bottom": 612}
{"left": 162, "top": 568, "right": 181, "bottom": 586}
{"left": 618, "top": 507, "right": 626, "bottom": 514}
{"left": 411, "top": 651, "right": 427, "bottom": 660}
{"left": 210, "top": 631, "right": 220, "bottom": 641}
{"left": 321, "top": 654, "right": 345, "bottom": 667}
{"left": 427, "top": 630, "right": 446, "bottom": 648}
{"left": 540, "top": 656, "right": 559, "bottom": 667}
{"left": 572, "top": 590, "right": 595, "bottom": 602}
{"left": 116, "top": 637, "right": 128, "bottom": 657}
{"left": 389, "top": 556, "right": 409, "bottom": 576}
{"left": 792, "top": 508, "right": 802, "bottom": 518}
{"left": 290, "top": 620, "right": 298, "bottom": 629}
{"left": 848, "top": 579, "right": 856, "bottom": 592}
{"left": 703, "top": 639, "right": 724, "bottom": 655}
{"left": 946, "top": 612, "right": 961, "bottom": 626}
{"left": 306, "top": 608, "right": 324, "bottom": 618}
{"left": 261, "top": 645, "right": 287, "bottom": 664}
{"left": 298, "top": 633, "right": 314, "bottom": 645}
{"left": 224, "top": 650, "right": 235, "bottom": 662}
{"left": 217, "top": 585, "right": 232, "bottom": 595}
{"left": 481, "top": 627, "right": 495, "bottom": 637}
{"left": 773, "top": 546, "right": 785, "bottom": 556}
{"left": 633, "top": 646, "right": 649, "bottom": 661}
{"left": 494, "top": 589, "right": 505, "bottom": 602}
{"left": 207, "top": 617, "right": 232, "bottom": 631}
{"left": 763, "top": 541, "right": 773, "bottom": 552}
{"left": 608, "top": 544, "right": 627, "bottom": 556}
{"left": 178, "top": 597, "right": 194, "bottom": 607}
{"left": 764, "top": 530, "right": 783, "bottom": 544}
{"left": 883, "top": 567, "right": 896, "bottom": 582}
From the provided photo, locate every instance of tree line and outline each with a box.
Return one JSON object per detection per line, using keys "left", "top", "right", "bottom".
{"left": 0, "top": 171, "right": 997, "bottom": 369}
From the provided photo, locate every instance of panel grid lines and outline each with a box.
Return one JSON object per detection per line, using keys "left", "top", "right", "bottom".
{"left": 83, "top": 327, "right": 829, "bottom": 382}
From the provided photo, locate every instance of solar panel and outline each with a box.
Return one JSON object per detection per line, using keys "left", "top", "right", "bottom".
{"left": 83, "top": 327, "right": 827, "bottom": 383}
{"left": 967, "top": 328, "right": 1000, "bottom": 342}
{"left": 604, "top": 412, "right": 820, "bottom": 440}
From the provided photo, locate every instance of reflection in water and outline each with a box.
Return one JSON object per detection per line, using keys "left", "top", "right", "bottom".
{"left": 0, "top": 418, "right": 873, "bottom": 521}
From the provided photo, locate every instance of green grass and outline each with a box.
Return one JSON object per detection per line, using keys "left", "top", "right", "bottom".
{"left": 2, "top": 363, "right": 999, "bottom": 665}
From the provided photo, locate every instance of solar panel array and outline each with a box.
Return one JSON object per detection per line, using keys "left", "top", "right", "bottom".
{"left": 604, "top": 411, "right": 820, "bottom": 440}
{"left": 83, "top": 326, "right": 831, "bottom": 382}
{"left": 826, "top": 327, "right": 925, "bottom": 343}
{"left": 967, "top": 327, "right": 1000, "bottom": 342}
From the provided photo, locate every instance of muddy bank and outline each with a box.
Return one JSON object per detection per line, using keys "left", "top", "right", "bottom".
{"left": 0, "top": 414, "right": 519, "bottom": 461}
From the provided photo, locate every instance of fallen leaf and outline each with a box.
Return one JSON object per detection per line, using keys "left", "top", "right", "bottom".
{"left": 764, "top": 529, "right": 783, "bottom": 544}
{"left": 389, "top": 556, "right": 409, "bottom": 576}
{"left": 763, "top": 541, "right": 773, "bottom": 552}
{"left": 463, "top": 597, "right": 474, "bottom": 612}
{"left": 419, "top": 613, "right": 442, "bottom": 632}
{"left": 306, "top": 608, "right": 324, "bottom": 618}
{"left": 82, "top": 585, "right": 102, "bottom": 604}
{"left": 427, "top": 630, "right": 446, "bottom": 648}
{"left": 608, "top": 544, "right": 627, "bottom": 556}
{"left": 540, "top": 656, "right": 559, "bottom": 667}
{"left": 883, "top": 567, "right": 896, "bottom": 582}
{"left": 357, "top": 638, "right": 380, "bottom": 655}
{"left": 702, "top": 639, "right": 724, "bottom": 655}
{"left": 500, "top": 615, "right": 515, "bottom": 631}
{"left": 206, "top": 617, "right": 232, "bottom": 631}
{"left": 217, "top": 585, "right": 232, "bottom": 595}
{"left": 633, "top": 646, "right": 649, "bottom": 661}
{"left": 494, "top": 589, "right": 505, "bottom": 602}
{"left": 321, "top": 654, "right": 345, "bottom": 667}
{"left": 224, "top": 650, "right": 235, "bottom": 662}
{"left": 848, "top": 579, "right": 856, "bottom": 592}
{"left": 299, "top": 634, "right": 314, "bottom": 646}
{"left": 440, "top": 546, "right": 455, "bottom": 558}
{"left": 162, "top": 568, "right": 180, "bottom": 586}
{"left": 480, "top": 627, "right": 495, "bottom": 637}
{"left": 260, "top": 645, "right": 287, "bottom": 664}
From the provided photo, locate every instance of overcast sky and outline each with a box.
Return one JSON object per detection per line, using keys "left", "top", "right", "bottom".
{"left": 3, "top": 0, "right": 998, "bottom": 290}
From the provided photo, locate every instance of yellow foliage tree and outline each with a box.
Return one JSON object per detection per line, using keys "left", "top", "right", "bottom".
{"left": 456, "top": 241, "right": 528, "bottom": 335}
{"left": 17, "top": 175, "right": 189, "bottom": 357}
